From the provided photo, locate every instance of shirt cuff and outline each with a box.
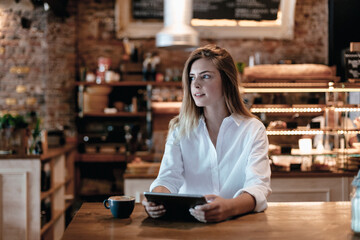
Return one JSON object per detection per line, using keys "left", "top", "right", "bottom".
{"left": 149, "top": 179, "right": 178, "bottom": 193}
{"left": 233, "top": 185, "right": 270, "bottom": 212}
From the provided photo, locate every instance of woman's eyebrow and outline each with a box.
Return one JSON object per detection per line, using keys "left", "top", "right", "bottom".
{"left": 189, "top": 70, "right": 214, "bottom": 75}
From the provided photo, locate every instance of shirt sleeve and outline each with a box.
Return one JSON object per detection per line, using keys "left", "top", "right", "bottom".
{"left": 149, "top": 129, "right": 185, "bottom": 193}
{"left": 233, "top": 125, "right": 272, "bottom": 212}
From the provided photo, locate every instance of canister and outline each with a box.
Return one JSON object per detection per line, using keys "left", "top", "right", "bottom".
{"left": 351, "top": 170, "right": 360, "bottom": 234}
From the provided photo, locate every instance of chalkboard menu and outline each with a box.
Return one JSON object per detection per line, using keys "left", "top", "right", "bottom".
{"left": 131, "top": 0, "right": 281, "bottom": 21}
{"left": 345, "top": 51, "right": 360, "bottom": 80}
{"left": 132, "top": 0, "right": 163, "bottom": 19}
{"left": 193, "top": 0, "right": 280, "bottom": 21}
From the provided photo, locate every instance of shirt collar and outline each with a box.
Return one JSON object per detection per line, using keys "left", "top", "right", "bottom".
{"left": 199, "top": 113, "right": 243, "bottom": 127}
{"left": 229, "top": 113, "right": 242, "bottom": 126}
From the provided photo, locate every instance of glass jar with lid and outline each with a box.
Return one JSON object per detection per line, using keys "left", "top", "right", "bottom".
{"left": 351, "top": 170, "right": 360, "bottom": 234}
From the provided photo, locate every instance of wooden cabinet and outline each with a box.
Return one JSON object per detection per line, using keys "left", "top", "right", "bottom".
{"left": 0, "top": 144, "right": 76, "bottom": 240}
{"left": 123, "top": 173, "right": 357, "bottom": 203}
{"left": 124, "top": 175, "right": 155, "bottom": 203}
{"left": 269, "top": 173, "right": 355, "bottom": 202}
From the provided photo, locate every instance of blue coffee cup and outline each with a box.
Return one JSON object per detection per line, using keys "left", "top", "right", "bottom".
{"left": 103, "top": 196, "right": 135, "bottom": 218}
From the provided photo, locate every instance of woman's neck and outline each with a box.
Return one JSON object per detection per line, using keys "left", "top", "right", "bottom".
{"left": 204, "top": 106, "right": 230, "bottom": 147}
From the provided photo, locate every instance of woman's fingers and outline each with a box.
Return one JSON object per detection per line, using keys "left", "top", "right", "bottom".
{"left": 142, "top": 199, "right": 166, "bottom": 218}
{"left": 189, "top": 202, "right": 222, "bottom": 222}
{"left": 189, "top": 208, "right": 206, "bottom": 223}
{"left": 147, "top": 207, "right": 166, "bottom": 218}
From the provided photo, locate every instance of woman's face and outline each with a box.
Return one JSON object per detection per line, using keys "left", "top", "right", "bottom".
{"left": 189, "top": 58, "right": 224, "bottom": 109}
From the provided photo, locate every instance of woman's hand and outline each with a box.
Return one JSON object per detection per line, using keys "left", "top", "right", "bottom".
{"left": 142, "top": 198, "right": 166, "bottom": 218}
{"left": 189, "top": 195, "right": 231, "bottom": 223}
{"left": 189, "top": 193, "right": 256, "bottom": 223}
{"left": 142, "top": 186, "right": 170, "bottom": 218}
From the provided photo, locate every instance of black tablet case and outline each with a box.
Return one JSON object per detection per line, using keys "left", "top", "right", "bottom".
{"left": 144, "top": 192, "right": 207, "bottom": 220}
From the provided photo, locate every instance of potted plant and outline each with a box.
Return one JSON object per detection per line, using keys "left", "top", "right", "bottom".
{"left": 0, "top": 113, "right": 29, "bottom": 155}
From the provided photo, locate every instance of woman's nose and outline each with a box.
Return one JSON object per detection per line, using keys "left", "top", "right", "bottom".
{"left": 192, "top": 76, "right": 201, "bottom": 88}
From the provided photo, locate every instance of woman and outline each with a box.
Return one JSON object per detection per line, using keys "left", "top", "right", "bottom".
{"left": 142, "top": 45, "right": 271, "bottom": 223}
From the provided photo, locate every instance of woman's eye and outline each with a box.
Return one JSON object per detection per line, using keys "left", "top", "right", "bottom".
{"left": 189, "top": 76, "right": 195, "bottom": 81}
{"left": 202, "top": 74, "right": 210, "bottom": 79}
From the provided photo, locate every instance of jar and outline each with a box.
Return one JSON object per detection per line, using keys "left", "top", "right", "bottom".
{"left": 351, "top": 170, "right": 360, "bottom": 234}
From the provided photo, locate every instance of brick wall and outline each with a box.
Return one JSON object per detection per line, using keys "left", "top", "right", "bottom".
{"left": 0, "top": 2, "right": 77, "bottom": 132}
{"left": 0, "top": 0, "right": 328, "bottom": 134}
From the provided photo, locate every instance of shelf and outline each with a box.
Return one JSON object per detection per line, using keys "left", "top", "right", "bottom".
{"left": 41, "top": 144, "right": 77, "bottom": 161}
{"left": 241, "top": 82, "right": 360, "bottom": 93}
{"left": 76, "top": 81, "right": 360, "bottom": 91}
{"left": 75, "top": 81, "right": 182, "bottom": 87}
{"left": 79, "top": 192, "right": 123, "bottom": 198}
{"left": 76, "top": 153, "right": 127, "bottom": 162}
{"left": 41, "top": 182, "right": 65, "bottom": 201}
{"left": 271, "top": 148, "right": 335, "bottom": 156}
{"left": 65, "top": 176, "right": 73, "bottom": 184}
{"left": 82, "top": 111, "right": 147, "bottom": 117}
{"left": 41, "top": 209, "right": 64, "bottom": 235}
{"left": 65, "top": 200, "right": 73, "bottom": 210}
{"left": 152, "top": 102, "right": 181, "bottom": 114}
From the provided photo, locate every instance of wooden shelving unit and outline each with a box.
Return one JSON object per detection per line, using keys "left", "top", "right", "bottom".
{"left": 76, "top": 153, "right": 127, "bottom": 162}
{"left": 0, "top": 144, "right": 76, "bottom": 240}
{"left": 40, "top": 144, "right": 76, "bottom": 240}
{"left": 75, "top": 70, "right": 183, "bottom": 199}
{"left": 83, "top": 111, "right": 147, "bottom": 117}
{"left": 74, "top": 81, "right": 182, "bottom": 87}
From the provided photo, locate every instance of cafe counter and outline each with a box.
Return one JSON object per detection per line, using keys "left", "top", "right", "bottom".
{"left": 124, "top": 170, "right": 358, "bottom": 203}
{"left": 62, "top": 201, "right": 359, "bottom": 240}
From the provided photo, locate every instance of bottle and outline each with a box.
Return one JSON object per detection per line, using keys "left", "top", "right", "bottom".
{"left": 41, "top": 163, "right": 51, "bottom": 191}
{"left": 351, "top": 170, "right": 360, "bottom": 234}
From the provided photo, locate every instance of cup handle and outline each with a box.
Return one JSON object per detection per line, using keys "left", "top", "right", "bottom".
{"left": 103, "top": 199, "right": 110, "bottom": 209}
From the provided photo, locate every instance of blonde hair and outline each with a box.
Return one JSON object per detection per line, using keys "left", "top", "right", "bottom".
{"left": 169, "top": 44, "right": 253, "bottom": 138}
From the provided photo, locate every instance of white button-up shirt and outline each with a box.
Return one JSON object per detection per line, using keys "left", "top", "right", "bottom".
{"left": 150, "top": 113, "right": 271, "bottom": 212}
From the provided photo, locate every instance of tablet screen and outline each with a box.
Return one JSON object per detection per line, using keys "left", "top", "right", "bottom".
{"left": 144, "top": 192, "right": 207, "bottom": 220}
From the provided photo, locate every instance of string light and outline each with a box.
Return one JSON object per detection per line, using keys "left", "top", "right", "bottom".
{"left": 337, "top": 130, "right": 360, "bottom": 135}
{"left": 251, "top": 107, "right": 323, "bottom": 113}
{"left": 266, "top": 130, "right": 324, "bottom": 135}
{"left": 334, "top": 107, "right": 360, "bottom": 112}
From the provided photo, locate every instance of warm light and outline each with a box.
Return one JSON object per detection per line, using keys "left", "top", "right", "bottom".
{"left": 191, "top": 19, "right": 237, "bottom": 27}
{"left": 334, "top": 107, "right": 360, "bottom": 112}
{"left": 251, "top": 107, "right": 323, "bottom": 113}
{"left": 266, "top": 130, "right": 323, "bottom": 135}
{"left": 16, "top": 85, "right": 27, "bottom": 93}
{"left": 26, "top": 97, "right": 37, "bottom": 106}
{"left": 5, "top": 98, "right": 17, "bottom": 105}
{"left": 337, "top": 130, "right": 360, "bottom": 135}
{"left": 10, "top": 66, "right": 30, "bottom": 74}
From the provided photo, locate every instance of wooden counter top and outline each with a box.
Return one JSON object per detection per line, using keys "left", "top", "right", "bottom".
{"left": 0, "top": 143, "right": 76, "bottom": 160}
{"left": 63, "top": 202, "right": 359, "bottom": 240}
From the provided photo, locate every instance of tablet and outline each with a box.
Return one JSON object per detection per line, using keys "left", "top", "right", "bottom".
{"left": 143, "top": 192, "right": 207, "bottom": 220}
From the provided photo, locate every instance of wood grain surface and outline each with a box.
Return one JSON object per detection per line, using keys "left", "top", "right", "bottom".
{"left": 62, "top": 202, "right": 360, "bottom": 240}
